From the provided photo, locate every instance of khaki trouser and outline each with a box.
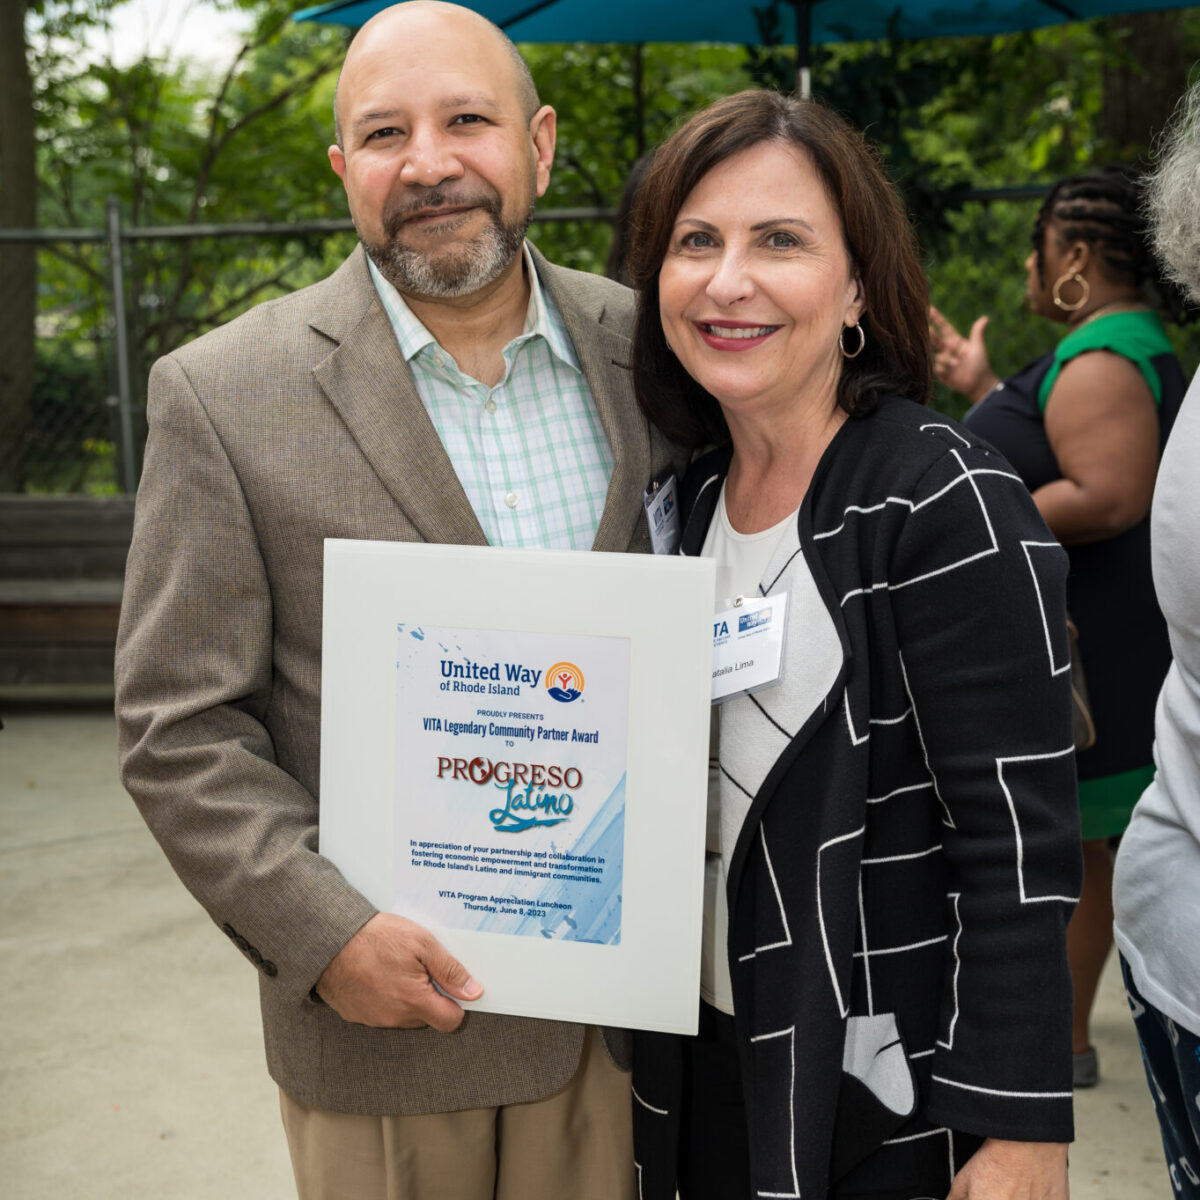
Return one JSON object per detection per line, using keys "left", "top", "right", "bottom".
{"left": 279, "top": 1026, "right": 634, "bottom": 1200}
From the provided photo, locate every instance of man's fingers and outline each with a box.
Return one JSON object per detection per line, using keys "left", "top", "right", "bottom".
{"left": 969, "top": 314, "right": 990, "bottom": 346}
{"left": 316, "top": 914, "right": 482, "bottom": 1031}
{"left": 422, "top": 936, "right": 484, "bottom": 1002}
{"left": 419, "top": 988, "right": 470, "bottom": 1033}
{"left": 409, "top": 926, "right": 482, "bottom": 1031}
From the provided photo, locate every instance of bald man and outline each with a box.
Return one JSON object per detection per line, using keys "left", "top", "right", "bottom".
{"left": 115, "top": 4, "right": 684, "bottom": 1197}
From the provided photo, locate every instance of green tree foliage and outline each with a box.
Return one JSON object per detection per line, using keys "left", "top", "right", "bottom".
{"left": 0, "top": 1, "right": 122, "bottom": 490}
{"left": 527, "top": 42, "right": 748, "bottom": 273}
{"left": 1, "top": 0, "right": 40, "bottom": 491}
{"left": 13, "top": 2, "right": 1200, "bottom": 489}
{"left": 887, "top": 15, "right": 1200, "bottom": 411}
{"left": 37, "top": 2, "right": 351, "bottom": 386}
{"left": 739, "top": 4, "right": 1200, "bottom": 413}
{"left": 17, "top": 0, "right": 354, "bottom": 489}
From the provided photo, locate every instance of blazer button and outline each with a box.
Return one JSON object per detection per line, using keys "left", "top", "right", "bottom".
{"left": 222, "top": 923, "right": 237, "bottom": 939}
{"left": 248, "top": 947, "right": 264, "bottom": 966}
{"left": 235, "top": 935, "right": 250, "bottom": 952}
{"left": 262, "top": 961, "right": 278, "bottom": 977}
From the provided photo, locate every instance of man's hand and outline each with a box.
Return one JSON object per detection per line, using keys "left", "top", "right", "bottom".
{"left": 947, "top": 1138, "right": 1069, "bottom": 1199}
{"left": 315, "top": 913, "right": 482, "bottom": 1032}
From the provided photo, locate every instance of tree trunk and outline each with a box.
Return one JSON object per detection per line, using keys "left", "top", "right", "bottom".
{"left": 0, "top": 0, "right": 37, "bottom": 494}
{"left": 1098, "top": 12, "right": 1193, "bottom": 157}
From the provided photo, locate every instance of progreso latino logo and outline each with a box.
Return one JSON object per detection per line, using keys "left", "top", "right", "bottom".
{"left": 546, "top": 661, "right": 584, "bottom": 703}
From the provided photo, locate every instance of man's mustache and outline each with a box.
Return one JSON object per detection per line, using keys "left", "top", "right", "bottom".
{"left": 382, "top": 188, "right": 501, "bottom": 237}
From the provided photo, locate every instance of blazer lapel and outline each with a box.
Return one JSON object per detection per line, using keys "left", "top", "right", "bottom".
{"left": 309, "top": 245, "right": 651, "bottom": 551}
{"left": 533, "top": 247, "right": 652, "bottom": 553}
{"left": 308, "top": 248, "right": 487, "bottom": 547}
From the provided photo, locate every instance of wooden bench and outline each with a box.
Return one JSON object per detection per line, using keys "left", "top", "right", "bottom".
{"left": 0, "top": 496, "right": 134, "bottom": 688}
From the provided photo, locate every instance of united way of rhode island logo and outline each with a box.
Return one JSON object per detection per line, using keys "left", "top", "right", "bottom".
{"left": 546, "top": 661, "right": 584, "bottom": 703}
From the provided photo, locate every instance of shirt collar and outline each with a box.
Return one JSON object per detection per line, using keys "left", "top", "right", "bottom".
{"left": 367, "top": 244, "right": 581, "bottom": 373}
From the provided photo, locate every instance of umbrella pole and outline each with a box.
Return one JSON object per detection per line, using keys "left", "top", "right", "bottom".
{"left": 793, "top": 0, "right": 812, "bottom": 98}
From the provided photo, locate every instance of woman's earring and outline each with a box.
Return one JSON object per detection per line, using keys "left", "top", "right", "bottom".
{"left": 1052, "top": 271, "right": 1090, "bottom": 312}
{"left": 839, "top": 321, "right": 866, "bottom": 359}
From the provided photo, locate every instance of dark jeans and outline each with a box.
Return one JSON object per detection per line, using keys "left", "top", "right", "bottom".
{"left": 1121, "top": 954, "right": 1200, "bottom": 1198}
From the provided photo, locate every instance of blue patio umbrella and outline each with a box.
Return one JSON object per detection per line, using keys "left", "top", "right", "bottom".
{"left": 293, "top": 0, "right": 1198, "bottom": 97}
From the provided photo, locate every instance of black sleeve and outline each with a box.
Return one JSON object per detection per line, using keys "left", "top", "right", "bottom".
{"left": 887, "top": 438, "right": 1081, "bottom": 1144}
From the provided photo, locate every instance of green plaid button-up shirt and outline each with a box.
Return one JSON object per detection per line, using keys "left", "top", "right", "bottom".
{"left": 368, "top": 249, "right": 615, "bottom": 550}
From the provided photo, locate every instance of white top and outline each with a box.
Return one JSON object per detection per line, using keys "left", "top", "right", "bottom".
{"left": 699, "top": 487, "right": 798, "bottom": 1014}
{"left": 1113, "top": 367, "right": 1200, "bottom": 1035}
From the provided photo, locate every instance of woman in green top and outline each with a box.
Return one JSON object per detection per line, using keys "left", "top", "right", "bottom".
{"left": 929, "top": 167, "right": 1189, "bottom": 1089}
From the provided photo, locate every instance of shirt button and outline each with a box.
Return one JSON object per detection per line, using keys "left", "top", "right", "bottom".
{"left": 432, "top": 354, "right": 445, "bottom": 368}
{"left": 504, "top": 492, "right": 518, "bottom": 509}
{"left": 485, "top": 398, "right": 497, "bottom": 414}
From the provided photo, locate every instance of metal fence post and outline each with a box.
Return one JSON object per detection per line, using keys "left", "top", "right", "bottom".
{"left": 106, "top": 196, "right": 137, "bottom": 495}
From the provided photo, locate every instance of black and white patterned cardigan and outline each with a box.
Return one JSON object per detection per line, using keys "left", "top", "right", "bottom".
{"left": 633, "top": 395, "right": 1082, "bottom": 1199}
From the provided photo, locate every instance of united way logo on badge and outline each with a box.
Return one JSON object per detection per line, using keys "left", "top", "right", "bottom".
{"left": 546, "top": 661, "right": 584, "bottom": 703}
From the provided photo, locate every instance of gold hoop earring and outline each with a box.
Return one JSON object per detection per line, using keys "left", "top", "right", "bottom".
{"left": 1052, "top": 271, "right": 1089, "bottom": 312}
{"left": 839, "top": 321, "right": 866, "bottom": 359}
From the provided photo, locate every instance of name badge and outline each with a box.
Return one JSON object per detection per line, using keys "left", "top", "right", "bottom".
{"left": 644, "top": 472, "right": 680, "bottom": 556}
{"left": 711, "top": 593, "right": 788, "bottom": 704}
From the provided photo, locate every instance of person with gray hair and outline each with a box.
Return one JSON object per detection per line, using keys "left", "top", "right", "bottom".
{"left": 1112, "top": 78, "right": 1200, "bottom": 1199}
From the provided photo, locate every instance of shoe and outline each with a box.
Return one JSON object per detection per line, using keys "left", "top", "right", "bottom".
{"left": 1073, "top": 1046, "right": 1099, "bottom": 1088}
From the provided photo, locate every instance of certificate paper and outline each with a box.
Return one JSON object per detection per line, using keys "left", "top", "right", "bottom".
{"left": 320, "top": 540, "right": 715, "bottom": 1034}
{"left": 395, "top": 625, "right": 629, "bottom": 944}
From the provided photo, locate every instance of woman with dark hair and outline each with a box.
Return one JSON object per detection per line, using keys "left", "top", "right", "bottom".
{"left": 629, "top": 89, "right": 1079, "bottom": 1200}
{"left": 930, "top": 166, "right": 1187, "bottom": 1089}
{"left": 605, "top": 153, "right": 654, "bottom": 286}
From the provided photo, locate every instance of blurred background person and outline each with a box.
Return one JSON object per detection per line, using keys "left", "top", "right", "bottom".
{"left": 929, "top": 167, "right": 1188, "bottom": 1088}
{"left": 604, "top": 153, "right": 653, "bottom": 286}
{"left": 1113, "top": 78, "right": 1200, "bottom": 1198}
{"left": 628, "top": 89, "right": 1078, "bottom": 1200}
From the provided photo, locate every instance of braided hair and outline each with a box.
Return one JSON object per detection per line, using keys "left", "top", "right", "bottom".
{"left": 1033, "top": 166, "right": 1194, "bottom": 322}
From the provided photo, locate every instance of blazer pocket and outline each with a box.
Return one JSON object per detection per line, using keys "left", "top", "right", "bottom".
{"left": 830, "top": 1012, "right": 918, "bottom": 1184}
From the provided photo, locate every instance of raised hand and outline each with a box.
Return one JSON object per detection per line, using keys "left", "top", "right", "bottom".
{"left": 929, "top": 306, "right": 998, "bottom": 404}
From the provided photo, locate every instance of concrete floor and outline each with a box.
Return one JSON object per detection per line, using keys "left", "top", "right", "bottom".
{"left": 0, "top": 701, "right": 1175, "bottom": 1198}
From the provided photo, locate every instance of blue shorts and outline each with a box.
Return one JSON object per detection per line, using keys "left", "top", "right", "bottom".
{"left": 1121, "top": 954, "right": 1200, "bottom": 1196}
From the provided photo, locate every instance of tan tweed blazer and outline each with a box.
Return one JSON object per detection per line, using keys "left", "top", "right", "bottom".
{"left": 115, "top": 244, "right": 685, "bottom": 1115}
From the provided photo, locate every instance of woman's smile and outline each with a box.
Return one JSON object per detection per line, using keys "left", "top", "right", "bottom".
{"left": 694, "top": 320, "right": 781, "bottom": 349}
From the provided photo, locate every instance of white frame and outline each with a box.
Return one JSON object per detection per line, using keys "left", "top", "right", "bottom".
{"left": 320, "top": 539, "right": 715, "bottom": 1035}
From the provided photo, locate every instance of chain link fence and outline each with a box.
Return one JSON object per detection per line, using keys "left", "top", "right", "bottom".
{"left": 0, "top": 202, "right": 612, "bottom": 498}
{"left": 9, "top": 186, "right": 1183, "bottom": 499}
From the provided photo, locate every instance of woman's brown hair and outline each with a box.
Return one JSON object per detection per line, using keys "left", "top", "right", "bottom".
{"left": 629, "top": 89, "right": 931, "bottom": 448}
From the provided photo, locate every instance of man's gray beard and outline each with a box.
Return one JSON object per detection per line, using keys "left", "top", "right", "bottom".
{"left": 364, "top": 199, "right": 533, "bottom": 300}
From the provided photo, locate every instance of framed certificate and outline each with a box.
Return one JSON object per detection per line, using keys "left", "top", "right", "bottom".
{"left": 320, "top": 539, "right": 715, "bottom": 1034}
